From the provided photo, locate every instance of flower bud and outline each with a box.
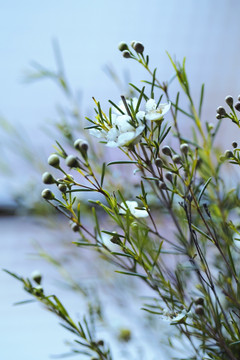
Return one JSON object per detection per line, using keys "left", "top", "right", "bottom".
{"left": 238, "top": 95, "right": 240, "bottom": 102}
{"left": 64, "top": 174, "right": 74, "bottom": 182}
{"left": 225, "top": 95, "right": 234, "bottom": 107}
{"left": 216, "top": 106, "right": 227, "bottom": 116}
{"left": 195, "top": 297, "right": 204, "bottom": 306}
{"left": 133, "top": 42, "right": 144, "bottom": 54}
{"left": 216, "top": 114, "right": 222, "bottom": 120}
{"left": 162, "top": 146, "right": 172, "bottom": 157}
{"left": 172, "top": 154, "right": 182, "bottom": 164}
{"left": 110, "top": 234, "right": 121, "bottom": 245}
{"left": 234, "top": 102, "right": 240, "bottom": 112}
{"left": 180, "top": 143, "right": 189, "bottom": 155}
{"left": 41, "top": 189, "right": 55, "bottom": 200}
{"left": 224, "top": 150, "right": 233, "bottom": 158}
{"left": 122, "top": 50, "right": 131, "bottom": 58}
{"left": 58, "top": 183, "right": 67, "bottom": 192}
{"left": 159, "top": 181, "right": 167, "bottom": 190}
{"left": 42, "top": 172, "right": 55, "bottom": 184}
{"left": 74, "top": 138, "right": 88, "bottom": 152}
{"left": 155, "top": 157, "right": 163, "bottom": 167}
{"left": 66, "top": 155, "right": 79, "bottom": 168}
{"left": 48, "top": 154, "right": 60, "bottom": 168}
{"left": 31, "top": 270, "right": 42, "bottom": 285}
{"left": 219, "top": 155, "right": 226, "bottom": 162}
{"left": 208, "top": 123, "right": 214, "bottom": 130}
{"left": 165, "top": 172, "right": 173, "bottom": 183}
{"left": 97, "top": 340, "right": 104, "bottom": 346}
{"left": 232, "top": 141, "right": 238, "bottom": 148}
{"left": 195, "top": 305, "right": 204, "bottom": 316}
{"left": 118, "top": 42, "right": 128, "bottom": 52}
{"left": 34, "top": 285, "right": 44, "bottom": 297}
{"left": 74, "top": 139, "right": 89, "bottom": 158}
{"left": 130, "top": 40, "right": 137, "bottom": 48}
{"left": 71, "top": 222, "right": 80, "bottom": 232}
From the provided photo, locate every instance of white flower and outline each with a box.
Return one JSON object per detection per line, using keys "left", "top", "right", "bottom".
{"left": 161, "top": 308, "right": 188, "bottom": 324}
{"left": 119, "top": 200, "right": 148, "bottom": 218}
{"left": 145, "top": 98, "right": 171, "bottom": 121}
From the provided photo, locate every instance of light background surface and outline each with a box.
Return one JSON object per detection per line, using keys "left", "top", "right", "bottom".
{"left": 1, "top": 1, "right": 240, "bottom": 359}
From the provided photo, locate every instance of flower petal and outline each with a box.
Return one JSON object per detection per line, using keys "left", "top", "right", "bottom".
{"left": 119, "top": 201, "right": 148, "bottom": 218}
{"left": 116, "top": 115, "right": 135, "bottom": 133}
{"left": 145, "top": 98, "right": 157, "bottom": 112}
{"left": 89, "top": 128, "right": 105, "bottom": 138}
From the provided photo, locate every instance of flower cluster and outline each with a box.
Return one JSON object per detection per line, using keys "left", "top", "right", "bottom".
{"left": 89, "top": 97, "right": 170, "bottom": 147}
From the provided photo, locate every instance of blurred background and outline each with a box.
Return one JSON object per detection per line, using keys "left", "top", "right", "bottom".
{"left": 1, "top": 0, "right": 240, "bottom": 359}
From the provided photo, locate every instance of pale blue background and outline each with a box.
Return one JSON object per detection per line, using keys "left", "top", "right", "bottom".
{"left": 1, "top": 0, "right": 240, "bottom": 203}
{"left": 1, "top": 1, "right": 240, "bottom": 359}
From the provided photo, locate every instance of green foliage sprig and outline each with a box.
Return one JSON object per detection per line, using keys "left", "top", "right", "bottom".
{"left": 8, "top": 41, "right": 240, "bottom": 360}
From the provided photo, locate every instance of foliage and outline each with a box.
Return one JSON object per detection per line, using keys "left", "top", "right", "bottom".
{"left": 7, "top": 41, "right": 240, "bottom": 360}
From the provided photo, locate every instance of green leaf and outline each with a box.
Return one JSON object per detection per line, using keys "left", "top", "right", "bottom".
{"left": 107, "top": 160, "right": 138, "bottom": 166}
{"left": 198, "top": 83, "right": 205, "bottom": 118}
{"left": 129, "top": 83, "right": 148, "bottom": 101}
{"left": 115, "top": 270, "right": 148, "bottom": 279}
{"left": 100, "top": 162, "right": 106, "bottom": 187}
{"left": 197, "top": 177, "right": 212, "bottom": 203}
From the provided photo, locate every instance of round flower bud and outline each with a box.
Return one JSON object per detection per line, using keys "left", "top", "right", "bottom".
{"left": 110, "top": 234, "right": 121, "bottom": 245}
{"left": 216, "top": 114, "right": 222, "bottom": 120}
{"left": 80, "top": 141, "right": 89, "bottom": 152}
{"left": 66, "top": 155, "right": 79, "bottom": 168}
{"left": 219, "top": 155, "right": 226, "bottom": 162}
{"left": 208, "top": 123, "right": 214, "bottom": 130}
{"left": 224, "top": 150, "right": 233, "bottom": 158}
{"left": 232, "top": 141, "right": 238, "bottom": 148}
{"left": 71, "top": 222, "right": 79, "bottom": 232}
{"left": 58, "top": 183, "right": 67, "bottom": 192}
{"left": 48, "top": 154, "right": 60, "bottom": 168}
{"left": 42, "top": 172, "right": 55, "bottom": 184}
{"left": 31, "top": 270, "right": 42, "bottom": 285}
{"left": 133, "top": 42, "right": 144, "bottom": 54}
{"left": 118, "top": 42, "right": 128, "bottom": 52}
{"left": 216, "top": 106, "right": 227, "bottom": 116}
{"left": 195, "top": 305, "right": 204, "bottom": 316}
{"left": 74, "top": 139, "right": 89, "bottom": 158}
{"left": 130, "top": 40, "right": 137, "bottom": 48}
{"left": 195, "top": 297, "right": 204, "bottom": 306}
{"left": 64, "top": 174, "right": 74, "bottom": 182}
{"left": 159, "top": 181, "right": 167, "bottom": 190}
{"left": 225, "top": 95, "right": 234, "bottom": 107}
{"left": 41, "top": 189, "right": 55, "bottom": 200}
{"left": 97, "top": 340, "right": 104, "bottom": 347}
{"left": 238, "top": 95, "right": 240, "bottom": 102}
{"left": 165, "top": 172, "right": 173, "bottom": 183}
{"left": 122, "top": 50, "right": 131, "bottom": 58}
{"left": 172, "top": 154, "right": 182, "bottom": 164}
{"left": 155, "top": 157, "right": 163, "bottom": 167}
{"left": 162, "top": 146, "right": 172, "bottom": 157}
{"left": 34, "top": 285, "right": 44, "bottom": 297}
{"left": 180, "top": 143, "right": 189, "bottom": 155}
{"left": 234, "top": 102, "right": 240, "bottom": 112}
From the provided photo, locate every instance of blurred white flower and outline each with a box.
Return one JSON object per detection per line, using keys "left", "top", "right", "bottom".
{"left": 145, "top": 98, "right": 171, "bottom": 121}
{"left": 119, "top": 200, "right": 148, "bottom": 218}
{"left": 161, "top": 308, "right": 188, "bottom": 324}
